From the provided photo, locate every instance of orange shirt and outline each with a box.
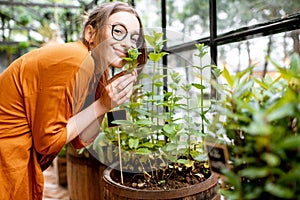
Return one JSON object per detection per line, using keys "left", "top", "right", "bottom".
{"left": 0, "top": 41, "right": 95, "bottom": 199}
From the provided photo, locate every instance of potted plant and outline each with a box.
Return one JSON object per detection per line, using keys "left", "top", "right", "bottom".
{"left": 99, "top": 31, "right": 221, "bottom": 200}
{"left": 210, "top": 53, "right": 300, "bottom": 199}
{"left": 66, "top": 142, "right": 108, "bottom": 200}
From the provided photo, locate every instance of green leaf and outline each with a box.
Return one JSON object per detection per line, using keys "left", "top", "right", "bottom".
{"left": 153, "top": 31, "right": 163, "bottom": 41}
{"left": 153, "top": 74, "right": 166, "bottom": 81}
{"left": 123, "top": 57, "right": 133, "bottom": 62}
{"left": 136, "top": 119, "right": 153, "bottom": 125}
{"left": 112, "top": 120, "right": 132, "bottom": 126}
{"left": 128, "top": 138, "right": 139, "bottom": 149}
{"left": 240, "top": 167, "right": 269, "bottom": 179}
{"left": 136, "top": 148, "right": 152, "bottom": 155}
{"left": 138, "top": 73, "right": 151, "bottom": 80}
{"left": 148, "top": 53, "right": 160, "bottom": 62}
{"left": 265, "top": 182, "right": 294, "bottom": 199}
{"left": 261, "top": 152, "right": 280, "bottom": 167}
{"left": 221, "top": 168, "right": 241, "bottom": 190}
{"left": 243, "top": 187, "right": 263, "bottom": 199}
{"left": 192, "top": 83, "right": 205, "bottom": 90}
{"left": 219, "top": 189, "right": 240, "bottom": 200}
{"left": 181, "top": 84, "right": 192, "bottom": 92}
{"left": 289, "top": 53, "right": 300, "bottom": 74}
{"left": 252, "top": 77, "right": 269, "bottom": 90}
{"left": 148, "top": 52, "right": 168, "bottom": 62}
{"left": 95, "top": 144, "right": 104, "bottom": 163}
{"left": 140, "top": 142, "right": 154, "bottom": 148}
{"left": 266, "top": 102, "right": 294, "bottom": 122}
{"left": 223, "top": 66, "right": 234, "bottom": 88}
{"left": 127, "top": 48, "right": 140, "bottom": 60}
{"left": 154, "top": 81, "right": 164, "bottom": 88}
{"left": 177, "top": 159, "right": 188, "bottom": 164}
{"left": 165, "top": 143, "right": 177, "bottom": 151}
{"left": 107, "top": 145, "right": 113, "bottom": 163}
{"left": 163, "top": 124, "right": 175, "bottom": 134}
{"left": 279, "top": 135, "right": 300, "bottom": 149}
{"left": 212, "top": 67, "right": 222, "bottom": 78}
{"left": 92, "top": 132, "right": 107, "bottom": 147}
{"left": 144, "top": 35, "right": 155, "bottom": 47}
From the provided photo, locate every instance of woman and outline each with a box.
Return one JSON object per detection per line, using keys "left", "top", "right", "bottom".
{"left": 0, "top": 2, "right": 147, "bottom": 199}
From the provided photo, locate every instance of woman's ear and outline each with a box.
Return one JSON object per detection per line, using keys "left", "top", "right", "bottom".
{"left": 84, "top": 25, "right": 95, "bottom": 48}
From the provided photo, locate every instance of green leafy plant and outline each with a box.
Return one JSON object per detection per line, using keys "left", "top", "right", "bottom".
{"left": 110, "top": 31, "right": 171, "bottom": 177}
{"left": 212, "top": 53, "right": 300, "bottom": 199}
{"left": 57, "top": 144, "right": 67, "bottom": 157}
{"left": 123, "top": 48, "right": 141, "bottom": 72}
{"left": 93, "top": 31, "right": 221, "bottom": 190}
{"left": 179, "top": 43, "right": 220, "bottom": 163}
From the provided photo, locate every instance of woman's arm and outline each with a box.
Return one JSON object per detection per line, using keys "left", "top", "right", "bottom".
{"left": 66, "top": 70, "right": 137, "bottom": 145}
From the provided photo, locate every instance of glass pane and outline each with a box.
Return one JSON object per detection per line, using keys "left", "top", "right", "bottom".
{"left": 168, "top": 47, "right": 212, "bottom": 98}
{"left": 217, "top": 0, "right": 300, "bottom": 34}
{"left": 217, "top": 30, "right": 299, "bottom": 77}
{"left": 165, "top": 0, "right": 210, "bottom": 46}
{"left": 0, "top": 0, "right": 83, "bottom": 43}
{"left": 135, "top": 0, "right": 162, "bottom": 28}
{"left": 135, "top": 0, "right": 163, "bottom": 48}
{"left": 167, "top": 47, "right": 214, "bottom": 133}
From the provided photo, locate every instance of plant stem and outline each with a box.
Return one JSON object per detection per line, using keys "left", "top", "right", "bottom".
{"left": 117, "top": 127, "right": 123, "bottom": 184}
{"left": 200, "top": 67, "right": 204, "bottom": 135}
{"left": 151, "top": 55, "right": 156, "bottom": 144}
{"left": 186, "top": 88, "right": 191, "bottom": 156}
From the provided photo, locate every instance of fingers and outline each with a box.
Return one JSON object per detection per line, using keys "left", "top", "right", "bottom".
{"left": 108, "top": 70, "right": 127, "bottom": 83}
{"left": 131, "top": 68, "right": 137, "bottom": 78}
{"left": 116, "top": 82, "right": 134, "bottom": 104}
{"left": 99, "top": 72, "right": 136, "bottom": 110}
{"left": 110, "top": 70, "right": 137, "bottom": 93}
{"left": 108, "top": 69, "right": 137, "bottom": 83}
{"left": 114, "top": 74, "right": 136, "bottom": 99}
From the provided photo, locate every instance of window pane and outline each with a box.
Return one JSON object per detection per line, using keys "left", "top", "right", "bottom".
{"left": 217, "top": 30, "right": 299, "bottom": 77}
{"left": 217, "top": 0, "right": 300, "bottom": 34}
{"left": 168, "top": 47, "right": 212, "bottom": 98}
{"left": 136, "top": 0, "right": 162, "bottom": 28}
{"left": 167, "top": 48, "right": 213, "bottom": 132}
{"left": 165, "top": 0, "right": 210, "bottom": 46}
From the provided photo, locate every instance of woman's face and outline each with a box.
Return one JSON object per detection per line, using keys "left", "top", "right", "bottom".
{"left": 91, "top": 11, "right": 141, "bottom": 69}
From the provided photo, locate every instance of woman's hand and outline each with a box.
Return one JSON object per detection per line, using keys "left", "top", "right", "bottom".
{"left": 98, "top": 69, "right": 137, "bottom": 111}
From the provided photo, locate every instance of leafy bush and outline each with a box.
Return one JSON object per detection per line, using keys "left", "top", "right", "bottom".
{"left": 212, "top": 53, "right": 300, "bottom": 199}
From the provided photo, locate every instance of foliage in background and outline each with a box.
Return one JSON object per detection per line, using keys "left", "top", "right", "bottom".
{"left": 211, "top": 53, "right": 300, "bottom": 199}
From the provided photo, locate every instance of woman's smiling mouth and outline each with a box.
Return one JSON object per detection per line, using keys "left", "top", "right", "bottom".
{"left": 114, "top": 47, "right": 127, "bottom": 57}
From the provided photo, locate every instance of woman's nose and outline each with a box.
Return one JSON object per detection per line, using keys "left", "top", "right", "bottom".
{"left": 122, "top": 34, "right": 135, "bottom": 48}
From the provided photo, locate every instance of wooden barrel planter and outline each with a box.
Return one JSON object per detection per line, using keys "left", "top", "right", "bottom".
{"left": 103, "top": 166, "right": 220, "bottom": 200}
{"left": 67, "top": 146, "right": 107, "bottom": 200}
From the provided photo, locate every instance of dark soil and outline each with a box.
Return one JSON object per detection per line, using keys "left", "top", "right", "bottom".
{"left": 112, "top": 162, "right": 211, "bottom": 190}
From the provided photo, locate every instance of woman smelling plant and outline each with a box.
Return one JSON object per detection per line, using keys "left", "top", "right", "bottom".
{"left": 0, "top": 2, "right": 147, "bottom": 199}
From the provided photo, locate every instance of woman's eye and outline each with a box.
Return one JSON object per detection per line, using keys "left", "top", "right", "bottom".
{"left": 114, "top": 29, "right": 124, "bottom": 36}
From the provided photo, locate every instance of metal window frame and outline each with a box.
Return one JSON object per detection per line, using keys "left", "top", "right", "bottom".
{"left": 161, "top": 0, "right": 300, "bottom": 97}
{"left": 164, "top": 0, "right": 300, "bottom": 65}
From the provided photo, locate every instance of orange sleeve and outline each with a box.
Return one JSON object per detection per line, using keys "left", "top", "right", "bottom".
{"left": 22, "top": 42, "right": 94, "bottom": 168}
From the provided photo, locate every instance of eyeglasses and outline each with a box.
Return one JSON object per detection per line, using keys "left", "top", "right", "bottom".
{"left": 110, "top": 24, "right": 144, "bottom": 49}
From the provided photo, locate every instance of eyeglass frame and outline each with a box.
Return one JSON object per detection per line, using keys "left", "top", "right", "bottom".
{"left": 109, "top": 24, "right": 144, "bottom": 49}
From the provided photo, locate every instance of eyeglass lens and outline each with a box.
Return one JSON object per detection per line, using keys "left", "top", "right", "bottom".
{"left": 111, "top": 24, "right": 143, "bottom": 49}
